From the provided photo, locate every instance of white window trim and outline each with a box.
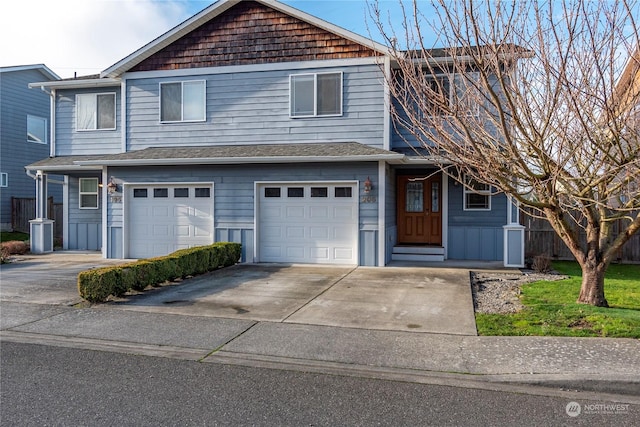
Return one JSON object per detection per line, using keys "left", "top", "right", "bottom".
{"left": 463, "top": 175, "right": 492, "bottom": 211}
{"left": 289, "top": 71, "right": 343, "bottom": 118}
{"left": 27, "top": 115, "right": 48, "bottom": 144}
{"left": 79, "top": 177, "right": 99, "bottom": 210}
{"left": 0, "top": 172, "right": 8, "bottom": 187}
{"left": 75, "top": 93, "right": 117, "bottom": 132}
{"left": 159, "top": 80, "right": 206, "bottom": 124}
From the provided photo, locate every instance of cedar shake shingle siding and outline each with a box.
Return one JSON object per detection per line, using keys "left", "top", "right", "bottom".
{"left": 131, "top": 1, "right": 378, "bottom": 72}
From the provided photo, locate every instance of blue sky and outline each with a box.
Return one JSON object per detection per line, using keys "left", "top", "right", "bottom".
{"left": 1, "top": 0, "right": 425, "bottom": 79}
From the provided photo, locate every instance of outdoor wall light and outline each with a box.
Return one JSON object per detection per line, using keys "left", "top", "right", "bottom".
{"left": 363, "top": 176, "right": 373, "bottom": 194}
{"left": 107, "top": 177, "right": 118, "bottom": 194}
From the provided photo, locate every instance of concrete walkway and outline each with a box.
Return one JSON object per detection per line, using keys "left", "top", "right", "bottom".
{"left": 1, "top": 251, "right": 639, "bottom": 400}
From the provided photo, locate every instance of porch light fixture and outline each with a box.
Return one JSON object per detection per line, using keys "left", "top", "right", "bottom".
{"left": 107, "top": 177, "right": 118, "bottom": 194}
{"left": 363, "top": 176, "right": 373, "bottom": 194}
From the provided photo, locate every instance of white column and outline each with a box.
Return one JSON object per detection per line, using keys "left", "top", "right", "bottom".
{"left": 30, "top": 170, "right": 54, "bottom": 253}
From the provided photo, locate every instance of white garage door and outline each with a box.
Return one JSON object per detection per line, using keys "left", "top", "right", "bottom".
{"left": 258, "top": 183, "right": 358, "bottom": 264}
{"left": 127, "top": 184, "right": 213, "bottom": 259}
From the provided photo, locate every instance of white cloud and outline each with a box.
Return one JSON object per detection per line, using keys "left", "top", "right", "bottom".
{"left": 0, "top": 0, "right": 192, "bottom": 78}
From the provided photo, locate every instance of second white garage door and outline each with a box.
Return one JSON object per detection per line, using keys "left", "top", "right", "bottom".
{"left": 127, "top": 184, "right": 214, "bottom": 259}
{"left": 258, "top": 182, "right": 358, "bottom": 264}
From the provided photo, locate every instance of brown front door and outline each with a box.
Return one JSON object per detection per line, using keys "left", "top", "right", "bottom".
{"left": 397, "top": 174, "right": 442, "bottom": 245}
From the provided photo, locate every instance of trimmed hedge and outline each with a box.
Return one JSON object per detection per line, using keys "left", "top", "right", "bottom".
{"left": 78, "top": 242, "right": 241, "bottom": 303}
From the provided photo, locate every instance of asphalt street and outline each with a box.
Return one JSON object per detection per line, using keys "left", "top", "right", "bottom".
{"left": 2, "top": 342, "right": 638, "bottom": 427}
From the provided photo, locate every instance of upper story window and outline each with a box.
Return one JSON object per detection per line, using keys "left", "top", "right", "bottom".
{"left": 0, "top": 172, "right": 8, "bottom": 187}
{"left": 463, "top": 175, "right": 491, "bottom": 211}
{"left": 79, "top": 178, "right": 99, "bottom": 209}
{"left": 424, "top": 73, "right": 479, "bottom": 117}
{"left": 290, "top": 72, "right": 342, "bottom": 118}
{"left": 27, "top": 115, "right": 47, "bottom": 143}
{"left": 77, "top": 93, "right": 116, "bottom": 131}
{"left": 160, "top": 80, "right": 206, "bottom": 123}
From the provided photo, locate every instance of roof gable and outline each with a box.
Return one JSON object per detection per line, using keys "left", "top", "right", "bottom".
{"left": 103, "top": 0, "right": 386, "bottom": 77}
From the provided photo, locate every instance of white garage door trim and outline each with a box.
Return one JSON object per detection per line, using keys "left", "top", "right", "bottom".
{"left": 124, "top": 182, "right": 214, "bottom": 259}
{"left": 255, "top": 181, "right": 359, "bottom": 265}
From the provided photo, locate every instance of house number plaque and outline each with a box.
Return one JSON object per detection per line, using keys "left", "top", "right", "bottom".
{"left": 361, "top": 196, "right": 377, "bottom": 203}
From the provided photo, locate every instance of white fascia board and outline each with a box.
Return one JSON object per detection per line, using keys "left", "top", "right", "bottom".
{"left": 25, "top": 164, "right": 103, "bottom": 172}
{"left": 102, "top": 0, "right": 391, "bottom": 79}
{"left": 28, "top": 78, "right": 121, "bottom": 90}
{"left": 75, "top": 154, "right": 405, "bottom": 167}
{"left": 123, "top": 57, "right": 380, "bottom": 80}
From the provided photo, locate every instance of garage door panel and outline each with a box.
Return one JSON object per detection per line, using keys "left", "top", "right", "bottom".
{"left": 194, "top": 226, "right": 211, "bottom": 237}
{"left": 128, "top": 185, "right": 213, "bottom": 259}
{"left": 286, "top": 226, "right": 305, "bottom": 239}
{"left": 334, "top": 206, "right": 355, "bottom": 219}
{"left": 152, "top": 206, "right": 170, "bottom": 217}
{"left": 175, "top": 225, "right": 190, "bottom": 236}
{"left": 153, "top": 225, "right": 169, "bottom": 236}
{"left": 309, "top": 226, "right": 329, "bottom": 239}
{"left": 334, "top": 247, "right": 353, "bottom": 260}
{"left": 285, "top": 246, "right": 306, "bottom": 259}
{"left": 259, "top": 183, "right": 357, "bottom": 264}
{"left": 285, "top": 206, "right": 305, "bottom": 218}
{"left": 310, "top": 247, "right": 329, "bottom": 260}
{"left": 309, "top": 206, "right": 329, "bottom": 218}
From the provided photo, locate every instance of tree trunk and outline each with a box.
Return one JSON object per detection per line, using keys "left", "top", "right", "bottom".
{"left": 576, "top": 262, "right": 609, "bottom": 307}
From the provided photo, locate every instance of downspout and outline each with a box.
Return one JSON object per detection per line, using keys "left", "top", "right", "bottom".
{"left": 38, "top": 86, "right": 56, "bottom": 157}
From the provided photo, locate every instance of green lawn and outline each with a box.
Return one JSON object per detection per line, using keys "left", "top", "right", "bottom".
{"left": 476, "top": 262, "right": 640, "bottom": 338}
{"left": 0, "top": 231, "right": 29, "bottom": 242}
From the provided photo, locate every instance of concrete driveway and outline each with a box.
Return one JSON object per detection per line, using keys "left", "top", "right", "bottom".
{"left": 1, "top": 252, "right": 478, "bottom": 335}
{"left": 0, "top": 252, "right": 122, "bottom": 305}
{"left": 114, "top": 264, "right": 478, "bottom": 335}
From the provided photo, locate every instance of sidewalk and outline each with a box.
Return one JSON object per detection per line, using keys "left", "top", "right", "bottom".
{"left": 1, "top": 251, "right": 639, "bottom": 400}
{"left": 1, "top": 301, "right": 639, "bottom": 399}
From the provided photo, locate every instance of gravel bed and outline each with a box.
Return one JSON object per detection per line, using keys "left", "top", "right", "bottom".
{"left": 471, "top": 270, "right": 568, "bottom": 314}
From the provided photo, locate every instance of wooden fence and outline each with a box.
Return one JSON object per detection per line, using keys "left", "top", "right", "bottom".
{"left": 520, "top": 208, "right": 640, "bottom": 263}
{"left": 11, "top": 197, "right": 63, "bottom": 242}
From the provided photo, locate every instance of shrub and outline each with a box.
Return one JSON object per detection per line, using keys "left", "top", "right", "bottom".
{"left": 0, "top": 246, "right": 9, "bottom": 264}
{"left": 532, "top": 254, "right": 552, "bottom": 273}
{"left": 77, "top": 243, "right": 241, "bottom": 303}
{"left": 1, "top": 240, "right": 29, "bottom": 255}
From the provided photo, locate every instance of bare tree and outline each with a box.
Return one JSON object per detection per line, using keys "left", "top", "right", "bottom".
{"left": 373, "top": 0, "right": 640, "bottom": 306}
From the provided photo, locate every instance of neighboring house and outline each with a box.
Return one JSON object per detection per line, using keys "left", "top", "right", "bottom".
{"left": 26, "top": 0, "right": 523, "bottom": 266}
{"left": 606, "top": 47, "right": 639, "bottom": 208}
{"left": 0, "top": 64, "right": 61, "bottom": 231}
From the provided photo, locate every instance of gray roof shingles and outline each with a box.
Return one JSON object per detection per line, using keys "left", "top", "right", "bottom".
{"left": 27, "top": 142, "right": 403, "bottom": 170}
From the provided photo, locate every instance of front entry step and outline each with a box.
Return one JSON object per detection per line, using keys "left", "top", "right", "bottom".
{"left": 392, "top": 245, "right": 445, "bottom": 262}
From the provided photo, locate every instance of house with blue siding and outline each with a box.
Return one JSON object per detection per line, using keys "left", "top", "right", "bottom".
{"left": 26, "top": 0, "right": 524, "bottom": 267}
{"left": 0, "top": 64, "right": 61, "bottom": 231}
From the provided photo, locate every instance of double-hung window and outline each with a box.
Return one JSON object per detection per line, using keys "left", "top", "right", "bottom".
{"left": 27, "top": 115, "right": 48, "bottom": 143}
{"left": 79, "top": 178, "right": 99, "bottom": 209}
{"left": 160, "top": 80, "right": 206, "bottom": 123}
{"left": 463, "top": 175, "right": 491, "bottom": 210}
{"left": 77, "top": 93, "right": 116, "bottom": 131}
{"left": 290, "top": 72, "right": 342, "bottom": 117}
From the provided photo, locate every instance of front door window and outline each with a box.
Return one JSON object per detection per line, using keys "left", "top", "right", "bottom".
{"left": 406, "top": 182, "right": 423, "bottom": 212}
{"left": 431, "top": 182, "right": 440, "bottom": 213}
